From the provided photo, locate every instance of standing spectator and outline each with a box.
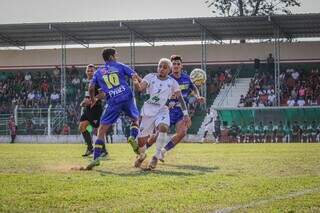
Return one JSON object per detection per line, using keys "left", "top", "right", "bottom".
{"left": 291, "top": 70, "right": 300, "bottom": 81}
{"left": 267, "top": 53, "right": 274, "bottom": 72}
{"left": 8, "top": 115, "right": 17, "bottom": 143}
{"left": 61, "top": 123, "right": 70, "bottom": 135}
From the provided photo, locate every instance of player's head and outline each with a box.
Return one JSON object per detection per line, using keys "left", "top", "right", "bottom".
{"left": 102, "top": 48, "right": 117, "bottom": 62}
{"left": 86, "top": 64, "right": 96, "bottom": 80}
{"left": 157, "top": 58, "right": 172, "bottom": 78}
{"left": 170, "top": 55, "right": 183, "bottom": 75}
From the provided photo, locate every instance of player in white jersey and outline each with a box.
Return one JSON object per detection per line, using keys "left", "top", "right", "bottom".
{"left": 133, "top": 58, "right": 190, "bottom": 170}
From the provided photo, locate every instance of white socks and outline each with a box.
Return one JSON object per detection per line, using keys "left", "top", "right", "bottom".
{"left": 155, "top": 132, "right": 167, "bottom": 159}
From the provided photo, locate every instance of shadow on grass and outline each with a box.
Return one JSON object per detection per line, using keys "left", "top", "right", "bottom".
{"left": 93, "top": 164, "right": 219, "bottom": 177}
{"left": 164, "top": 163, "right": 219, "bottom": 173}
{"left": 95, "top": 169, "right": 197, "bottom": 177}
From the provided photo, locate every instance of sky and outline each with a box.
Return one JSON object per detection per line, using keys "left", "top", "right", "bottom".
{"left": 0, "top": 0, "right": 320, "bottom": 24}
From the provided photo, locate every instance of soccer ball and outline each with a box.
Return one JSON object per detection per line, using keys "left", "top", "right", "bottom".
{"left": 190, "top": 68, "right": 207, "bottom": 86}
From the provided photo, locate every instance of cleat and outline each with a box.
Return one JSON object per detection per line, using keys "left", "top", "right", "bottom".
{"left": 99, "top": 151, "right": 109, "bottom": 161}
{"left": 85, "top": 158, "right": 101, "bottom": 170}
{"left": 147, "top": 156, "right": 158, "bottom": 170}
{"left": 127, "top": 136, "right": 139, "bottom": 154}
{"left": 134, "top": 153, "right": 147, "bottom": 168}
{"left": 82, "top": 149, "right": 93, "bottom": 157}
{"left": 158, "top": 149, "right": 165, "bottom": 163}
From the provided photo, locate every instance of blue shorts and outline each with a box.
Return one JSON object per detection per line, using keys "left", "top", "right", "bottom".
{"left": 169, "top": 107, "right": 184, "bottom": 127}
{"left": 100, "top": 99, "right": 139, "bottom": 125}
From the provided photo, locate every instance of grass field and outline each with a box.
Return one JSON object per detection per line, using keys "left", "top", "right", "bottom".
{"left": 0, "top": 143, "right": 320, "bottom": 212}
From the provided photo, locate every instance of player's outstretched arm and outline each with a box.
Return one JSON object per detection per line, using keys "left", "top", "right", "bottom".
{"left": 191, "top": 84, "right": 206, "bottom": 104}
{"left": 132, "top": 74, "right": 148, "bottom": 92}
{"left": 176, "top": 91, "right": 191, "bottom": 127}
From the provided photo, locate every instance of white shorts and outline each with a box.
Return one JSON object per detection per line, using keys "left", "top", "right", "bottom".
{"left": 205, "top": 125, "right": 214, "bottom": 132}
{"left": 139, "top": 110, "right": 170, "bottom": 138}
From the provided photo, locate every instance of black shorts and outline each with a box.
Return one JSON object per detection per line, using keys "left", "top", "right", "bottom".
{"left": 80, "top": 104, "right": 103, "bottom": 128}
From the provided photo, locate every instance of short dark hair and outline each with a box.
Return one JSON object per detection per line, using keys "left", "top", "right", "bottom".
{"left": 86, "top": 64, "right": 95, "bottom": 69}
{"left": 170, "top": 55, "right": 182, "bottom": 62}
{"left": 102, "top": 48, "right": 116, "bottom": 62}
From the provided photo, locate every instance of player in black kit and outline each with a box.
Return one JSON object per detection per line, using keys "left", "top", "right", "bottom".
{"left": 79, "top": 64, "right": 106, "bottom": 157}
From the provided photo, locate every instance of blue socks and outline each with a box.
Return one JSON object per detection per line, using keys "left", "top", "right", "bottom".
{"left": 130, "top": 125, "right": 139, "bottom": 139}
{"left": 164, "top": 140, "right": 175, "bottom": 151}
{"left": 93, "top": 139, "right": 105, "bottom": 160}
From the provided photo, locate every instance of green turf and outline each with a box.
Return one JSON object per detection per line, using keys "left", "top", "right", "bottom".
{"left": 0, "top": 143, "right": 319, "bottom": 212}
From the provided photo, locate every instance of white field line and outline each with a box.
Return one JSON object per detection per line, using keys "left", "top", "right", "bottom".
{"left": 213, "top": 187, "right": 320, "bottom": 213}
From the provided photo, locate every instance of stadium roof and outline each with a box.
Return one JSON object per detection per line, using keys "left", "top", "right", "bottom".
{"left": 0, "top": 13, "right": 320, "bottom": 48}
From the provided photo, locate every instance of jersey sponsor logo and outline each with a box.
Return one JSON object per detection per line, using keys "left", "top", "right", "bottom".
{"left": 108, "top": 85, "right": 126, "bottom": 97}
{"left": 146, "top": 95, "right": 160, "bottom": 105}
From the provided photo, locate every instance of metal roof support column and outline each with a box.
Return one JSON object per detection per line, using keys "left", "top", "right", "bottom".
{"left": 273, "top": 27, "right": 281, "bottom": 106}
{"left": 130, "top": 31, "right": 136, "bottom": 98}
{"left": 277, "top": 30, "right": 281, "bottom": 107}
{"left": 60, "top": 33, "right": 67, "bottom": 123}
{"left": 130, "top": 31, "right": 135, "bottom": 70}
{"left": 201, "top": 29, "right": 207, "bottom": 110}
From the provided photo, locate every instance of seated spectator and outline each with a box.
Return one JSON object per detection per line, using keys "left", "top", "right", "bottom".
{"left": 50, "top": 91, "right": 60, "bottom": 105}
{"left": 287, "top": 96, "right": 295, "bottom": 106}
{"left": 26, "top": 90, "right": 35, "bottom": 107}
{"left": 297, "top": 97, "right": 305, "bottom": 107}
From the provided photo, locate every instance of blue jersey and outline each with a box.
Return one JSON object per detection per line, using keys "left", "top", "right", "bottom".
{"left": 169, "top": 72, "right": 195, "bottom": 105}
{"left": 91, "top": 61, "right": 135, "bottom": 104}
{"left": 168, "top": 72, "right": 195, "bottom": 126}
{"left": 91, "top": 61, "right": 139, "bottom": 125}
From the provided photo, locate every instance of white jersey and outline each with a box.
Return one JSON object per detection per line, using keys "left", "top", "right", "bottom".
{"left": 141, "top": 73, "right": 180, "bottom": 116}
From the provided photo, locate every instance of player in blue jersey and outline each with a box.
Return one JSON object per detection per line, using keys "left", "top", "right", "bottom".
{"left": 85, "top": 48, "right": 141, "bottom": 170}
{"left": 139, "top": 55, "right": 205, "bottom": 164}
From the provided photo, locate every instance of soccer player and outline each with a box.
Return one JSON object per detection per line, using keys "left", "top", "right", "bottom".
{"left": 133, "top": 58, "right": 190, "bottom": 170}
{"left": 85, "top": 48, "right": 141, "bottom": 170}
{"left": 316, "top": 123, "right": 320, "bottom": 143}
{"left": 79, "top": 64, "right": 105, "bottom": 157}
{"left": 264, "top": 121, "right": 274, "bottom": 143}
{"left": 255, "top": 122, "right": 264, "bottom": 143}
{"left": 106, "top": 125, "right": 114, "bottom": 144}
{"left": 308, "top": 121, "right": 317, "bottom": 143}
{"left": 228, "top": 121, "right": 239, "bottom": 143}
{"left": 275, "top": 121, "right": 285, "bottom": 143}
{"left": 8, "top": 115, "right": 17, "bottom": 143}
{"left": 292, "top": 121, "right": 300, "bottom": 142}
{"left": 201, "top": 109, "right": 215, "bottom": 143}
{"left": 213, "top": 116, "right": 221, "bottom": 143}
{"left": 146, "top": 55, "right": 205, "bottom": 157}
{"left": 284, "top": 121, "right": 292, "bottom": 143}
{"left": 120, "top": 114, "right": 131, "bottom": 140}
{"left": 300, "top": 121, "right": 308, "bottom": 143}
{"left": 246, "top": 122, "right": 255, "bottom": 143}
{"left": 238, "top": 124, "right": 247, "bottom": 143}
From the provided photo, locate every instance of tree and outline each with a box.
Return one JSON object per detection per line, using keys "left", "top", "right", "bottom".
{"left": 205, "top": 0, "right": 301, "bottom": 17}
